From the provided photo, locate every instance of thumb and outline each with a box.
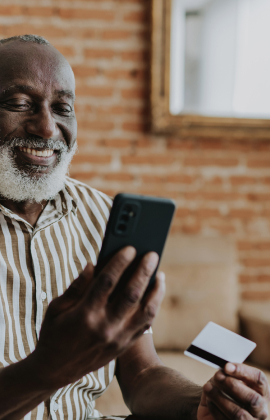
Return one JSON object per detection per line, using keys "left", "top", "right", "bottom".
{"left": 49, "top": 263, "right": 95, "bottom": 316}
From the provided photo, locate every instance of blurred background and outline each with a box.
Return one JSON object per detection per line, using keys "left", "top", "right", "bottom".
{"left": 1, "top": 0, "right": 270, "bottom": 416}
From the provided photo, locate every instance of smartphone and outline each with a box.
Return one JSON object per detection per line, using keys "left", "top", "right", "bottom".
{"left": 96, "top": 193, "right": 176, "bottom": 296}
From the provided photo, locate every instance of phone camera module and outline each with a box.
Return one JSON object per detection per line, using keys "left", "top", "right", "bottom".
{"left": 117, "top": 223, "right": 127, "bottom": 233}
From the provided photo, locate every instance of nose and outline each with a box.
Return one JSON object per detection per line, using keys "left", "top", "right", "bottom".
{"left": 25, "top": 106, "right": 60, "bottom": 139}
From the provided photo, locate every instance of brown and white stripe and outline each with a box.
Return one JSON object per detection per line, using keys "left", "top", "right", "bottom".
{"left": 0, "top": 177, "right": 118, "bottom": 420}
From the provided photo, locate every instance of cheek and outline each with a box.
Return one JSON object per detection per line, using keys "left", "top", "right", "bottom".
{"left": 0, "top": 111, "right": 25, "bottom": 141}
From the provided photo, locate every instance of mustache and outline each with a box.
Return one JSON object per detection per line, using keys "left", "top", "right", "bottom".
{"left": 2, "top": 137, "right": 69, "bottom": 153}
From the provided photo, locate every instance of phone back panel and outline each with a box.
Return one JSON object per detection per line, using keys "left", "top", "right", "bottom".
{"left": 97, "top": 193, "right": 175, "bottom": 292}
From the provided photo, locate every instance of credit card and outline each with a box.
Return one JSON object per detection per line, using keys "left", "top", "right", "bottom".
{"left": 184, "top": 322, "right": 256, "bottom": 369}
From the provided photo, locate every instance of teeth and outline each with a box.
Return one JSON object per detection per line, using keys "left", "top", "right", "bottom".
{"left": 19, "top": 147, "right": 54, "bottom": 157}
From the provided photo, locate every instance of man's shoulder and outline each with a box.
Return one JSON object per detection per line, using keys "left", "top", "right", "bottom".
{"left": 64, "top": 176, "right": 113, "bottom": 213}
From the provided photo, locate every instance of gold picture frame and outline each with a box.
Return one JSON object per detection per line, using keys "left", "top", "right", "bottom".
{"left": 151, "top": 0, "right": 270, "bottom": 137}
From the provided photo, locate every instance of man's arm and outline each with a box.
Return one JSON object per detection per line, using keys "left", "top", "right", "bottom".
{"left": 117, "top": 334, "right": 202, "bottom": 420}
{"left": 0, "top": 247, "right": 165, "bottom": 419}
{"left": 0, "top": 354, "right": 54, "bottom": 420}
{"left": 117, "top": 332, "right": 270, "bottom": 420}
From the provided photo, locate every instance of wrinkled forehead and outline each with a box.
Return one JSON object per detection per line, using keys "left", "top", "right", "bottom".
{"left": 0, "top": 41, "right": 75, "bottom": 97}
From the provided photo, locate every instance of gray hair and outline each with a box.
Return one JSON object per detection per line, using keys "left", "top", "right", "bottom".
{"left": 0, "top": 34, "right": 50, "bottom": 46}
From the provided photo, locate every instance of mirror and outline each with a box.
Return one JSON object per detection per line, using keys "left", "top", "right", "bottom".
{"left": 151, "top": 0, "right": 270, "bottom": 136}
{"left": 171, "top": 0, "right": 270, "bottom": 118}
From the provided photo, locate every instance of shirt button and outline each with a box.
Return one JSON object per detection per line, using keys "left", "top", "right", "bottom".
{"left": 41, "top": 291, "right": 47, "bottom": 301}
{"left": 53, "top": 402, "right": 59, "bottom": 411}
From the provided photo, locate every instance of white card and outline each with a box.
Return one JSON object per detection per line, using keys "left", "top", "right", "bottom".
{"left": 184, "top": 322, "right": 256, "bottom": 369}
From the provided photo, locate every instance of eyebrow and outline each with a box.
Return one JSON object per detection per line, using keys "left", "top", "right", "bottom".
{"left": 0, "top": 85, "right": 75, "bottom": 101}
{"left": 55, "top": 89, "right": 75, "bottom": 101}
{"left": 1, "top": 84, "right": 34, "bottom": 96}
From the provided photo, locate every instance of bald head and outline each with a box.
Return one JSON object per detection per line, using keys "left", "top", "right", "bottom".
{"left": 0, "top": 34, "right": 77, "bottom": 203}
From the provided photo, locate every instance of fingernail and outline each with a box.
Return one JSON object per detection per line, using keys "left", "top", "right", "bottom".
{"left": 225, "top": 363, "right": 236, "bottom": 373}
{"left": 204, "top": 382, "right": 213, "bottom": 393}
{"left": 216, "top": 371, "right": 226, "bottom": 381}
{"left": 158, "top": 272, "right": 166, "bottom": 282}
{"left": 123, "top": 246, "right": 136, "bottom": 259}
{"left": 146, "top": 252, "right": 159, "bottom": 269}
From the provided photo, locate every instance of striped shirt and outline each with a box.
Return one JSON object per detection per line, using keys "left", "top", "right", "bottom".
{"left": 0, "top": 177, "right": 123, "bottom": 419}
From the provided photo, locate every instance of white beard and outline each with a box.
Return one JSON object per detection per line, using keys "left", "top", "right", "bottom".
{"left": 0, "top": 140, "right": 77, "bottom": 203}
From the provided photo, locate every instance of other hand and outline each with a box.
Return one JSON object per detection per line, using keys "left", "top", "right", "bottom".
{"left": 33, "top": 247, "right": 165, "bottom": 390}
{"left": 197, "top": 363, "right": 270, "bottom": 420}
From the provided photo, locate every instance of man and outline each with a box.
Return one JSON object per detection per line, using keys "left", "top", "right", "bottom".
{"left": 0, "top": 34, "right": 269, "bottom": 420}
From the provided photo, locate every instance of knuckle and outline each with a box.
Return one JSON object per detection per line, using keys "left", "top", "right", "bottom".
{"left": 249, "top": 391, "right": 262, "bottom": 409}
{"left": 124, "top": 289, "right": 141, "bottom": 305}
{"left": 233, "top": 407, "right": 248, "bottom": 420}
{"left": 257, "top": 370, "right": 267, "bottom": 389}
{"left": 98, "top": 273, "right": 114, "bottom": 292}
{"left": 141, "top": 264, "right": 154, "bottom": 278}
{"left": 144, "top": 304, "right": 156, "bottom": 320}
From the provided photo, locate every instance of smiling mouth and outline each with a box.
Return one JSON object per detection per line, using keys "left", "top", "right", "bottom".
{"left": 18, "top": 147, "right": 54, "bottom": 157}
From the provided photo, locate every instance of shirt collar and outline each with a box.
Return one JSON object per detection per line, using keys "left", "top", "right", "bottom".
{"left": 0, "top": 179, "right": 78, "bottom": 225}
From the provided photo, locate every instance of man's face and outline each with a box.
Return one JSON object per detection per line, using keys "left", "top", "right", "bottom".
{"left": 0, "top": 41, "right": 77, "bottom": 203}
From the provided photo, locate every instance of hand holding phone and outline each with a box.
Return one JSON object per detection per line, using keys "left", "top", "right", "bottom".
{"left": 96, "top": 193, "right": 175, "bottom": 296}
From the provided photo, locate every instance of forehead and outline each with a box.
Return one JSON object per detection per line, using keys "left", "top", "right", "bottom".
{"left": 0, "top": 42, "right": 75, "bottom": 98}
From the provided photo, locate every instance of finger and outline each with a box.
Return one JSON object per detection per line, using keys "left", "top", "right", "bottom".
{"left": 224, "top": 363, "right": 270, "bottom": 398}
{"left": 130, "top": 271, "right": 166, "bottom": 332}
{"left": 48, "top": 263, "right": 95, "bottom": 316}
{"left": 86, "top": 246, "right": 136, "bottom": 307}
{"left": 112, "top": 252, "right": 159, "bottom": 318}
{"left": 213, "top": 369, "right": 269, "bottom": 419}
{"left": 204, "top": 382, "right": 254, "bottom": 420}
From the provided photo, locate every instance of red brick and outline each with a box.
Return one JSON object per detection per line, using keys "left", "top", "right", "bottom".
{"left": 123, "top": 10, "right": 147, "bottom": 23}
{"left": 196, "top": 208, "right": 221, "bottom": 218}
{"left": 238, "top": 241, "right": 270, "bottom": 251}
{"left": 240, "top": 275, "right": 270, "bottom": 284}
{"left": 241, "top": 291, "right": 270, "bottom": 301}
{"left": 122, "top": 122, "right": 147, "bottom": 132}
{"left": 0, "top": 5, "right": 23, "bottom": 15}
{"left": 141, "top": 175, "right": 164, "bottom": 183}
{"left": 241, "top": 259, "right": 270, "bottom": 268}
{"left": 120, "top": 50, "right": 149, "bottom": 62}
{"left": 76, "top": 86, "right": 114, "bottom": 97}
{"left": 78, "top": 120, "right": 114, "bottom": 131}
{"left": 98, "top": 139, "right": 132, "bottom": 148}
{"left": 59, "top": 8, "right": 115, "bottom": 20}
{"left": 72, "top": 66, "right": 99, "bottom": 78}
{"left": 103, "top": 173, "right": 134, "bottom": 182}
{"left": 101, "top": 30, "right": 132, "bottom": 40}
{"left": 84, "top": 49, "right": 115, "bottom": 59}
{"left": 69, "top": 172, "right": 98, "bottom": 181}
{"left": 24, "top": 7, "right": 56, "bottom": 17}
{"left": 166, "top": 175, "right": 195, "bottom": 184}
{"left": 105, "top": 69, "right": 145, "bottom": 80}
{"left": 247, "top": 159, "right": 270, "bottom": 168}
{"left": 229, "top": 209, "right": 258, "bottom": 219}
{"left": 175, "top": 208, "right": 190, "bottom": 217}
{"left": 72, "top": 154, "right": 112, "bottom": 164}
{"left": 122, "top": 155, "right": 175, "bottom": 165}
{"left": 247, "top": 193, "right": 270, "bottom": 202}
{"left": 230, "top": 176, "right": 256, "bottom": 185}
{"left": 121, "top": 88, "right": 147, "bottom": 99}
{"left": 184, "top": 157, "right": 239, "bottom": 167}
{"left": 54, "top": 45, "right": 75, "bottom": 57}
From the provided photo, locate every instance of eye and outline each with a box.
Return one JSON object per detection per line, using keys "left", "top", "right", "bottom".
{"left": 1, "top": 98, "right": 32, "bottom": 111}
{"left": 53, "top": 103, "right": 73, "bottom": 116}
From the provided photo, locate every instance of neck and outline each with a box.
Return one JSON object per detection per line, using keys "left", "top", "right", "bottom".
{"left": 0, "top": 197, "right": 48, "bottom": 227}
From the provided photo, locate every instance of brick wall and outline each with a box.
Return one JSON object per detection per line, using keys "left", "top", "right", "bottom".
{"left": 1, "top": 0, "right": 270, "bottom": 305}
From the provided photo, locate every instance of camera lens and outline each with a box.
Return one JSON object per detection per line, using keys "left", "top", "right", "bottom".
{"left": 117, "top": 223, "right": 127, "bottom": 232}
